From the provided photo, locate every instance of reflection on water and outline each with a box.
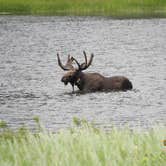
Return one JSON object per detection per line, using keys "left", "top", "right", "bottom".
{"left": 0, "top": 16, "right": 166, "bottom": 131}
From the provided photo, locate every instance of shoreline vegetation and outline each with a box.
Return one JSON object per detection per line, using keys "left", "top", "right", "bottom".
{"left": 0, "top": 119, "right": 166, "bottom": 165}
{"left": 0, "top": 0, "right": 166, "bottom": 18}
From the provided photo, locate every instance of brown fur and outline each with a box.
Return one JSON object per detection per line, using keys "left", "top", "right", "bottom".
{"left": 61, "top": 71, "right": 132, "bottom": 92}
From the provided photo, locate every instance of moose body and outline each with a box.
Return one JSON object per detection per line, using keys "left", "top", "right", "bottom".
{"left": 74, "top": 72, "right": 132, "bottom": 92}
{"left": 57, "top": 51, "right": 133, "bottom": 93}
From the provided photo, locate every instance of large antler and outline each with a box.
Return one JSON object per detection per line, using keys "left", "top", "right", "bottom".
{"left": 57, "top": 53, "right": 74, "bottom": 70}
{"left": 81, "top": 51, "right": 94, "bottom": 70}
{"left": 73, "top": 51, "right": 94, "bottom": 71}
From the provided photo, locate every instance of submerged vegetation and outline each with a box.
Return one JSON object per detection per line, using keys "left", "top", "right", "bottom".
{"left": 0, "top": 119, "right": 166, "bottom": 166}
{"left": 0, "top": 0, "right": 166, "bottom": 18}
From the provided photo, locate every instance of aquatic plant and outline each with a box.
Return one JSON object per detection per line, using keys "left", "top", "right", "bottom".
{"left": 0, "top": 119, "right": 165, "bottom": 166}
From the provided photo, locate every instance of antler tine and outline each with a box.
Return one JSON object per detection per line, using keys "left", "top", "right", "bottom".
{"left": 83, "top": 51, "right": 87, "bottom": 65}
{"left": 66, "top": 54, "right": 72, "bottom": 64}
{"left": 87, "top": 53, "right": 94, "bottom": 67}
{"left": 57, "top": 53, "right": 70, "bottom": 71}
{"left": 81, "top": 53, "right": 94, "bottom": 70}
{"left": 67, "top": 54, "right": 70, "bottom": 60}
{"left": 65, "top": 54, "right": 75, "bottom": 70}
{"left": 72, "top": 57, "right": 81, "bottom": 70}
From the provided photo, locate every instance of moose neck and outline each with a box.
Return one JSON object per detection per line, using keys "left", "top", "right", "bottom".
{"left": 74, "top": 71, "right": 85, "bottom": 91}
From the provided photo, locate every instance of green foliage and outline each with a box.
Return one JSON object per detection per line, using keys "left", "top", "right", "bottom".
{"left": 0, "top": 0, "right": 166, "bottom": 18}
{"left": 0, "top": 120, "right": 8, "bottom": 128}
{"left": 0, "top": 123, "right": 165, "bottom": 166}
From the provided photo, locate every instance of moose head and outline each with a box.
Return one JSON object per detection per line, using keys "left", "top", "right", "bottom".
{"left": 57, "top": 51, "right": 94, "bottom": 92}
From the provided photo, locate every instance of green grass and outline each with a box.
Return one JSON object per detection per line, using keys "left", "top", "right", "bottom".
{"left": 0, "top": 0, "right": 166, "bottom": 18}
{"left": 0, "top": 120, "right": 165, "bottom": 166}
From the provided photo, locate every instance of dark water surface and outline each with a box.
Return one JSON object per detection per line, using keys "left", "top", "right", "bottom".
{"left": 0, "top": 16, "right": 165, "bottom": 131}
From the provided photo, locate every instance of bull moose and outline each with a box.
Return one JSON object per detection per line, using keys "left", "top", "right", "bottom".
{"left": 57, "top": 51, "right": 133, "bottom": 93}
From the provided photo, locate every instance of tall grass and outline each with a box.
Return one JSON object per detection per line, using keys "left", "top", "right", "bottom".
{"left": 0, "top": 0, "right": 166, "bottom": 18}
{"left": 0, "top": 120, "right": 165, "bottom": 166}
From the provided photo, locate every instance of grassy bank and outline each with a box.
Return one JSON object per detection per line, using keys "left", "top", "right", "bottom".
{"left": 0, "top": 121, "right": 165, "bottom": 166}
{"left": 0, "top": 0, "right": 166, "bottom": 18}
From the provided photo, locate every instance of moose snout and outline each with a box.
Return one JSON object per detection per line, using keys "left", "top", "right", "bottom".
{"left": 61, "top": 77, "right": 68, "bottom": 85}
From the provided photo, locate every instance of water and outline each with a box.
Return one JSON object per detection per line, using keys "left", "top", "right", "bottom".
{"left": 0, "top": 16, "right": 166, "bottom": 131}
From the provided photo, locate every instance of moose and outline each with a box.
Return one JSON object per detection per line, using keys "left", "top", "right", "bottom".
{"left": 57, "top": 51, "right": 133, "bottom": 93}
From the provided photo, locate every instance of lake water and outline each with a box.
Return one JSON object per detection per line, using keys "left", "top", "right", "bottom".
{"left": 0, "top": 16, "right": 166, "bottom": 131}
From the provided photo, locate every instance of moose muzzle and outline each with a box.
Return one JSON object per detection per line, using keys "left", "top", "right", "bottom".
{"left": 61, "top": 77, "right": 68, "bottom": 85}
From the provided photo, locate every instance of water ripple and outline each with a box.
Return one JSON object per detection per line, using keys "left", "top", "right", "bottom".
{"left": 0, "top": 16, "right": 166, "bottom": 131}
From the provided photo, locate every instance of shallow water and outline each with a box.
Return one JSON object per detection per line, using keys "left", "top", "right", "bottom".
{"left": 0, "top": 16, "right": 166, "bottom": 131}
